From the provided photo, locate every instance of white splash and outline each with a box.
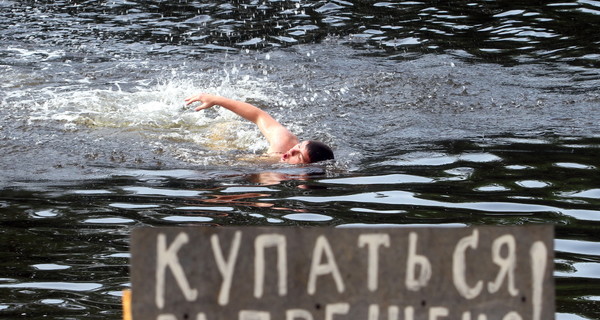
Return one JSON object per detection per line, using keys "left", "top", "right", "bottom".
{"left": 23, "top": 70, "right": 279, "bottom": 160}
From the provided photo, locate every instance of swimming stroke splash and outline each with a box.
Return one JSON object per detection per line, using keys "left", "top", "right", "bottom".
{"left": 184, "top": 93, "right": 334, "bottom": 165}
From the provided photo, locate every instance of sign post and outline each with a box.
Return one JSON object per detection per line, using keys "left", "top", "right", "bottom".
{"left": 130, "top": 226, "right": 554, "bottom": 320}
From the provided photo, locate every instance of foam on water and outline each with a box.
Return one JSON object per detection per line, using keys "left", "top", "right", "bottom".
{"left": 3, "top": 42, "right": 599, "bottom": 176}
{"left": 10, "top": 62, "right": 298, "bottom": 167}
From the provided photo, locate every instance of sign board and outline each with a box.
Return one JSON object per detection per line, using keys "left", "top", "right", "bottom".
{"left": 130, "top": 226, "right": 554, "bottom": 320}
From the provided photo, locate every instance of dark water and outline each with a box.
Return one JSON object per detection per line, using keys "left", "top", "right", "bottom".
{"left": 1, "top": 0, "right": 600, "bottom": 319}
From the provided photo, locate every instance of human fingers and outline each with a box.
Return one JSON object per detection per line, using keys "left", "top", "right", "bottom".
{"left": 194, "top": 102, "right": 211, "bottom": 112}
{"left": 184, "top": 94, "right": 202, "bottom": 105}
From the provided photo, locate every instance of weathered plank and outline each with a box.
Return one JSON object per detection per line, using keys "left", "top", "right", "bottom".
{"left": 130, "top": 226, "right": 554, "bottom": 320}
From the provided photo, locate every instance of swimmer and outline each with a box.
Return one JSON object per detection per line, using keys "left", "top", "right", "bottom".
{"left": 184, "top": 93, "right": 334, "bottom": 164}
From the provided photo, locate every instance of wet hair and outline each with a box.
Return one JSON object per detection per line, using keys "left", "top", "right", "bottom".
{"left": 306, "top": 140, "right": 334, "bottom": 163}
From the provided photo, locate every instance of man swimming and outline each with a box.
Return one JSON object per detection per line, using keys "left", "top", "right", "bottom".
{"left": 184, "top": 93, "right": 334, "bottom": 164}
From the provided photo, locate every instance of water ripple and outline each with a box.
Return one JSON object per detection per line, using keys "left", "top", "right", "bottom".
{"left": 0, "top": 282, "right": 102, "bottom": 292}
{"left": 1, "top": 0, "right": 598, "bottom": 66}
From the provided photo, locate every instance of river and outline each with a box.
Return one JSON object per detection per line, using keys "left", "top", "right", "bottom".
{"left": 1, "top": 0, "right": 599, "bottom": 319}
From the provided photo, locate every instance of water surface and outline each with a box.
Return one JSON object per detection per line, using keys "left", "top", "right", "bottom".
{"left": 1, "top": 0, "right": 600, "bottom": 319}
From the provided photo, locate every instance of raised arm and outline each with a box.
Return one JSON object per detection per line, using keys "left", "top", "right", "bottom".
{"left": 184, "top": 93, "right": 299, "bottom": 153}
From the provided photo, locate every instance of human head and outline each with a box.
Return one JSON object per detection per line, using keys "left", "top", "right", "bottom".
{"left": 306, "top": 140, "right": 334, "bottom": 163}
{"left": 280, "top": 140, "right": 334, "bottom": 164}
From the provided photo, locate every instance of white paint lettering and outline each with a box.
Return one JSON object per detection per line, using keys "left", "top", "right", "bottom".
{"left": 155, "top": 313, "right": 208, "bottom": 320}
{"left": 368, "top": 304, "right": 399, "bottom": 320}
{"left": 453, "top": 229, "right": 483, "bottom": 299}
{"left": 461, "top": 312, "right": 488, "bottom": 320}
{"left": 254, "top": 234, "right": 287, "bottom": 298}
{"left": 359, "top": 234, "right": 390, "bottom": 292}
{"left": 239, "top": 310, "right": 270, "bottom": 320}
{"left": 530, "top": 241, "right": 547, "bottom": 320}
{"left": 404, "top": 306, "right": 414, "bottom": 320}
{"left": 211, "top": 231, "right": 242, "bottom": 306}
{"left": 429, "top": 307, "right": 449, "bottom": 320}
{"left": 388, "top": 306, "right": 399, "bottom": 320}
{"left": 405, "top": 232, "right": 432, "bottom": 291}
{"left": 307, "top": 236, "right": 345, "bottom": 295}
{"left": 196, "top": 313, "right": 207, "bottom": 320}
{"left": 502, "top": 312, "right": 523, "bottom": 320}
{"left": 156, "top": 232, "right": 198, "bottom": 309}
{"left": 488, "top": 234, "right": 519, "bottom": 296}
{"left": 325, "top": 303, "right": 350, "bottom": 320}
{"left": 286, "top": 309, "right": 314, "bottom": 320}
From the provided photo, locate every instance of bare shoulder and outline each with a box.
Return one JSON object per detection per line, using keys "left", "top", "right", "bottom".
{"left": 266, "top": 125, "right": 299, "bottom": 153}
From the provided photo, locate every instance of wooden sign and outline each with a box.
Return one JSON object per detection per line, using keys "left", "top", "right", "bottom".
{"left": 130, "top": 226, "right": 554, "bottom": 320}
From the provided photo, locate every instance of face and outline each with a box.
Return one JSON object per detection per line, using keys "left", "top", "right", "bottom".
{"left": 281, "top": 141, "right": 311, "bottom": 164}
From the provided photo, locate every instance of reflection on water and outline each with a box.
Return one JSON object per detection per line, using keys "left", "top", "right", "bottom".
{"left": 2, "top": 0, "right": 599, "bottom": 67}
{"left": 2, "top": 136, "right": 600, "bottom": 318}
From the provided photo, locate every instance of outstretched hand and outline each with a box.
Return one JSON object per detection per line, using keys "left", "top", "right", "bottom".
{"left": 184, "top": 93, "right": 219, "bottom": 111}
{"left": 182, "top": 92, "right": 303, "bottom": 157}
